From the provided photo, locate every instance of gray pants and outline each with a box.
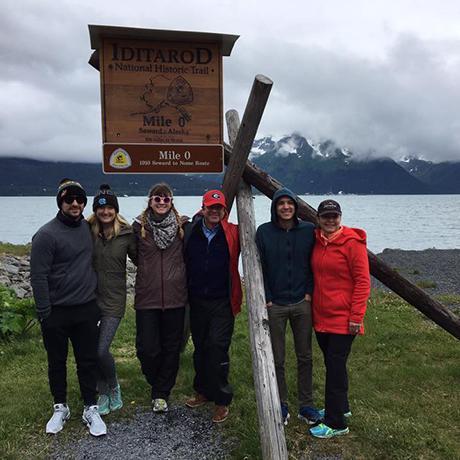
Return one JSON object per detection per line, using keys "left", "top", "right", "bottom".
{"left": 267, "top": 300, "right": 313, "bottom": 408}
{"left": 97, "top": 316, "right": 122, "bottom": 395}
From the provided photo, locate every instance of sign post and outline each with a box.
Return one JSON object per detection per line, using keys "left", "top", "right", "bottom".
{"left": 88, "top": 25, "right": 238, "bottom": 174}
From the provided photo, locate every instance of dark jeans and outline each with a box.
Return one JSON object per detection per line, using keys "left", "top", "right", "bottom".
{"left": 189, "top": 296, "right": 234, "bottom": 406}
{"left": 136, "top": 307, "right": 185, "bottom": 400}
{"left": 97, "top": 316, "right": 122, "bottom": 394}
{"left": 267, "top": 300, "right": 313, "bottom": 407}
{"left": 316, "top": 332, "right": 356, "bottom": 429}
{"left": 40, "top": 300, "right": 100, "bottom": 406}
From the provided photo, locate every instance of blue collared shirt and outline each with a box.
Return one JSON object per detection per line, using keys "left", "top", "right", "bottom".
{"left": 202, "top": 220, "right": 220, "bottom": 243}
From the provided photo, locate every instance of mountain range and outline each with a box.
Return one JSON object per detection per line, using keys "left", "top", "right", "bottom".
{"left": 251, "top": 134, "right": 459, "bottom": 193}
{"left": 1, "top": 134, "right": 458, "bottom": 195}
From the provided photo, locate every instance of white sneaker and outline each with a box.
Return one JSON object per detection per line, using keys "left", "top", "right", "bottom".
{"left": 82, "top": 405, "right": 107, "bottom": 437}
{"left": 46, "top": 403, "right": 70, "bottom": 434}
{"left": 152, "top": 398, "right": 168, "bottom": 413}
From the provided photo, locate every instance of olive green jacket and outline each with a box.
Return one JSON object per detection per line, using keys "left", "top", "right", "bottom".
{"left": 93, "top": 224, "right": 137, "bottom": 317}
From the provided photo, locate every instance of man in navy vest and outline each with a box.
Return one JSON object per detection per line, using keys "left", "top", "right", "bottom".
{"left": 184, "top": 190, "right": 242, "bottom": 423}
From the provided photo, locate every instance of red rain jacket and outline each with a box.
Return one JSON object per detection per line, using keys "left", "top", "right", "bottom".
{"left": 311, "top": 226, "right": 371, "bottom": 335}
{"left": 221, "top": 218, "right": 243, "bottom": 316}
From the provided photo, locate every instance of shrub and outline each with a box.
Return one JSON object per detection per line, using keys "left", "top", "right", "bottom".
{"left": 0, "top": 242, "right": 31, "bottom": 256}
{"left": 0, "top": 285, "right": 36, "bottom": 340}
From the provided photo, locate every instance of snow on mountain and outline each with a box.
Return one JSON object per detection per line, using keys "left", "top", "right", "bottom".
{"left": 276, "top": 137, "right": 300, "bottom": 157}
{"left": 250, "top": 136, "right": 276, "bottom": 160}
{"left": 307, "top": 138, "right": 324, "bottom": 158}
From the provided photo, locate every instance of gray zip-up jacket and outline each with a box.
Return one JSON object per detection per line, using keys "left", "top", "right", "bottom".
{"left": 30, "top": 213, "right": 97, "bottom": 320}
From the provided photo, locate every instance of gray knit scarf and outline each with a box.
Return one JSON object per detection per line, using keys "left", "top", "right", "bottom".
{"left": 146, "top": 209, "right": 178, "bottom": 249}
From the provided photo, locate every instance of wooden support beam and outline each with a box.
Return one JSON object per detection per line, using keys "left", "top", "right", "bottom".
{"left": 223, "top": 144, "right": 460, "bottom": 341}
{"left": 236, "top": 182, "right": 289, "bottom": 460}
{"left": 226, "top": 111, "right": 288, "bottom": 460}
{"left": 222, "top": 75, "right": 273, "bottom": 212}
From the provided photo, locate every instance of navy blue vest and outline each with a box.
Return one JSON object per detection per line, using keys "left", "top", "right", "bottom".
{"left": 185, "top": 221, "right": 230, "bottom": 299}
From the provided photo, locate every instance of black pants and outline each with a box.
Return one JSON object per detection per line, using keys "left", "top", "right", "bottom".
{"left": 136, "top": 307, "right": 185, "bottom": 400}
{"left": 316, "top": 332, "right": 356, "bottom": 429}
{"left": 189, "top": 296, "right": 234, "bottom": 406}
{"left": 40, "top": 300, "right": 100, "bottom": 406}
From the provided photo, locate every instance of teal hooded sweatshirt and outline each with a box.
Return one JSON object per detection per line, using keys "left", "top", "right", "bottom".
{"left": 255, "top": 188, "right": 315, "bottom": 305}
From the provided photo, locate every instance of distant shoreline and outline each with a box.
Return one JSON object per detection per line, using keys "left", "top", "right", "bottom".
{"left": 1, "top": 192, "right": 460, "bottom": 197}
{"left": 2, "top": 244, "right": 459, "bottom": 297}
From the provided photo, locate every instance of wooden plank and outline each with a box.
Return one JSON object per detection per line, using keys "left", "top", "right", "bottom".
{"left": 88, "top": 24, "right": 239, "bottom": 56}
{"left": 226, "top": 111, "right": 288, "bottom": 460}
{"left": 222, "top": 75, "right": 273, "bottom": 212}
{"left": 236, "top": 181, "right": 289, "bottom": 460}
{"left": 223, "top": 144, "right": 460, "bottom": 341}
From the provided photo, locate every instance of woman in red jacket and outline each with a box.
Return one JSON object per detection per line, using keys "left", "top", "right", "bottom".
{"left": 310, "top": 199, "right": 370, "bottom": 439}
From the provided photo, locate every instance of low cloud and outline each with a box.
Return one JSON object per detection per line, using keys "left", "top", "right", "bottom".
{"left": 1, "top": 2, "right": 459, "bottom": 163}
{"left": 226, "top": 34, "right": 460, "bottom": 161}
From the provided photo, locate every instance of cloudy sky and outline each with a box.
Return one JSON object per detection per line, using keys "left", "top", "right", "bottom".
{"left": 2, "top": 0, "right": 460, "bottom": 162}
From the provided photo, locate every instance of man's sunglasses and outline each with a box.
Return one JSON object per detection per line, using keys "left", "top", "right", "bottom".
{"left": 152, "top": 195, "right": 171, "bottom": 204}
{"left": 63, "top": 195, "right": 85, "bottom": 205}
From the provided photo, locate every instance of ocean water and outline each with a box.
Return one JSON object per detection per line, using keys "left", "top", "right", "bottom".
{"left": 1, "top": 194, "right": 459, "bottom": 253}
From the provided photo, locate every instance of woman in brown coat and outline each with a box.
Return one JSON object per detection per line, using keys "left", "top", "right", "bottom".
{"left": 133, "top": 183, "right": 187, "bottom": 413}
{"left": 87, "top": 184, "right": 137, "bottom": 416}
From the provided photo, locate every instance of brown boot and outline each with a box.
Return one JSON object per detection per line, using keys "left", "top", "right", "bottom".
{"left": 212, "top": 405, "right": 229, "bottom": 423}
{"left": 185, "top": 393, "right": 208, "bottom": 408}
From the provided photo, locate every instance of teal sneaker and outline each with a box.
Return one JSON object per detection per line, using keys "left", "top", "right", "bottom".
{"left": 109, "top": 384, "right": 123, "bottom": 412}
{"left": 97, "top": 394, "right": 110, "bottom": 416}
{"left": 318, "top": 408, "right": 352, "bottom": 419}
{"left": 310, "top": 423, "right": 349, "bottom": 438}
{"left": 152, "top": 398, "right": 168, "bottom": 413}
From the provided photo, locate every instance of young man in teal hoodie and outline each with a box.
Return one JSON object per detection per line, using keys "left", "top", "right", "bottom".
{"left": 256, "top": 188, "right": 319, "bottom": 425}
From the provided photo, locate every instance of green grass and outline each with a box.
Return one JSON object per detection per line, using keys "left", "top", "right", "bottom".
{"left": 0, "top": 242, "right": 31, "bottom": 256}
{"left": 436, "top": 293, "right": 460, "bottom": 305}
{"left": 415, "top": 279, "right": 438, "bottom": 289}
{"left": 1, "top": 291, "right": 459, "bottom": 459}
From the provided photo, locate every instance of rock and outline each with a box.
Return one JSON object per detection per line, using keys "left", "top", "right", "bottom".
{"left": 2, "top": 264, "right": 20, "bottom": 275}
{"left": 0, "top": 275, "right": 11, "bottom": 286}
{"left": 3, "top": 256, "right": 21, "bottom": 266}
{"left": 12, "top": 286, "right": 27, "bottom": 298}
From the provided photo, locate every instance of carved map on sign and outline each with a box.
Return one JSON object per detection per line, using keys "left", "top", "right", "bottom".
{"left": 102, "top": 38, "right": 222, "bottom": 146}
{"left": 131, "top": 75, "right": 194, "bottom": 122}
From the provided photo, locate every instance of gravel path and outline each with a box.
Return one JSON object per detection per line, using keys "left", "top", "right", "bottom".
{"left": 372, "top": 249, "right": 460, "bottom": 308}
{"left": 48, "top": 406, "right": 234, "bottom": 460}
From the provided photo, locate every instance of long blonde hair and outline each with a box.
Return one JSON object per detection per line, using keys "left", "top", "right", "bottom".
{"left": 140, "top": 183, "right": 184, "bottom": 239}
{"left": 87, "top": 212, "right": 130, "bottom": 240}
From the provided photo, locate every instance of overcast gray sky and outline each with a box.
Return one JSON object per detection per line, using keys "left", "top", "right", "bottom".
{"left": 2, "top": 0, "right": 460, "bottom": 162}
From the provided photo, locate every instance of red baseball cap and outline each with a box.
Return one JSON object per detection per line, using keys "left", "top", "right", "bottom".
{"left": 202, "top": 189, "right": 227, "bottom": 208}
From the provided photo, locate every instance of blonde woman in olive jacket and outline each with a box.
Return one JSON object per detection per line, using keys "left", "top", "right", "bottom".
{"left": 88, "top": 185, "right": 137, "bottom": 416}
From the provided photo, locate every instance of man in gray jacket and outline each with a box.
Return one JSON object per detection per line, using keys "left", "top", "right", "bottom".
{"left": 30, "top": 179, "right": 106, "bottom": 436}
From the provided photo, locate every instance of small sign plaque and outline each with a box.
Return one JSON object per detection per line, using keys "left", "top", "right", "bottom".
{"left": 103, "top": 143, "right": 224, "bottom": 173}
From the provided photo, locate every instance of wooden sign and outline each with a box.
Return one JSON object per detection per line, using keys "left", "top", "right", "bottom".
{"left": 88, "top": 25, "right": 238, "bottom": 173}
